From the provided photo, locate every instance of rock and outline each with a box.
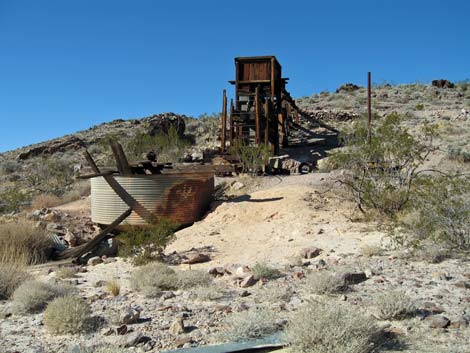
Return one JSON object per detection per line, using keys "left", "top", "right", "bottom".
{"left": 87, "top": 256, "right": 103, "bottom": 266}
{"left": 208, "top": 267, "right": 225, "bottom": 277}
{"left": 239, "top": 290, "right": 251, "bottom": 297}
{"left": 301, "top": 247, "right": 322, "bottom": 259}
{"left": 64, "top": 230, "right": 79, "bottom": 247}
{"left": 231, "top": 181, "right": 245, "bottom": 190}
{"left": 450, "top": 316, "right": 468, "bottom": 329}
{"left": 121, "top": 331, "right": 145, "bottom": 348}
{"left": 169, "top": 317, "right": 186, "bottom": 335}
{"left": 235, "top": 266, "right": 251, "bottom": 277}
{"left": 341, "top": 271, "right": 368, "bottom": 285}
{"left": 103, "top": 257, "right": 118, "bottom": 264}
{"left": 336, "top": 83, "right": 360, "bottom": 93}
{"left": 117, "top": 324, "right": 128, "bottom": 335}
{"left": 426, "top": 315, "right": 450, "bottom": 328}
{"left": 431, "top": 271, "right": 450, "bottom": 281}
{"left": 432, "top": 79, "right": 455, "bottom": 89}
{"left": 120, "top": 307, "right": 141, "bottom": 325}
{"left": 183, "top": 253, "right": 210, "bottom": 264}
{"left": 240, "top": 275, "right": 257, "bottom": 288}
{"left": 175, "top": 336, "right": 193, "bottom": 348}
{"left": 454, "top": 281, "right": 470, "bottom": 289}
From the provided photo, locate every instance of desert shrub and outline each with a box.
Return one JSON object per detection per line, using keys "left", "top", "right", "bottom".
{"left": 303, "top": 271, "right": 348, "bottom": 295}
{"left": 25, "top": 158, "right": 75, "bottom": 196}
{"left": 220, "top": 308, "right": 280, "bottom": 342}
{"left": 106, "top": 279, "right": 121, "bottom": 296}
{"left": 374, "top": 291, "right": 416, "bottom": 320}
{"left": 0, "top": 219, "right": 53, "bottom": 265}
{"left": 130, "top": 262, "right": 178, "bottom": 297}
{"left": 448, "top": 147, "right": 470, "bottom": 163}
{"left": 44, "top": 295, "right": 92, "bottom": 334}
{"left": 413, "top": 243, "right": 449, "bottom": 263}
{"left": 176, "top": 269, "right": 213, "bottom": 289}
{"left": 0, "top": 185, "right": 30, "bottom": 214}
{"left": 415, "top": 103, "right": 424, "bottom": 111}
{"left": 125, "top": 125, "right": 190, "bottom": 163}
{"left": 12, "top": 280, "right": 73, "bottom": 314}
{"left": 361, "top": 244, "right": 383, "bottom": 257}
{"left": 259, "top": 283, "right": 294, "bottom": 304}
{"left": 330, "top": 113, "right": 436, "bottom": 216}
{"left": 0, "top": 160, "right": 20, "bottom": 175}
{"left": 118, "top": 220, "right": 178, "bottom": 265}
{"left": 31, "top": 194, "right": 62, "bottom": 209}
{"left": 78, "top": 345, "right": 129, "bottom": 353}
{"left": 396, "top": 175, "right": 470, "bottom": 250}
{"left": 192, "top": 285, "right": 226, "bottom": 301}
{"left": 0, "top": 262, "right": 29, "bottom": 299}
{"left": 229, "top": 142, "right": 273, "bottom": 175}
{"left": 251, "top": 262, "right": 282, "bottom": 280}
{"left": 286, "top": 300, "right": 382, "bottom": 353}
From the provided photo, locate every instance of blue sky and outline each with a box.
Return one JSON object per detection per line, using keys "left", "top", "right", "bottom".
{"left": 0, "top": 0, "right": 469, "bottom": 152}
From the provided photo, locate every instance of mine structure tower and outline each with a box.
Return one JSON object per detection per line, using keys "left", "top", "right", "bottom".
{"left": 220, "top": 56, "right": 302, "bottom": 155}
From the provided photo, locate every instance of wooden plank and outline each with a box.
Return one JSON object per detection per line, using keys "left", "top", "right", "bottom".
{"left": 110, "top": 141, "right": 132, "bottom": 175}
{"left": 255, "top": 86, "right": 260, "bottom": 145}
{"left": 221, "top": 89, "right": 227, "bottom": 150}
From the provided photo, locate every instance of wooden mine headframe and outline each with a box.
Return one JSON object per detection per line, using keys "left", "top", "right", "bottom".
{"left": 220, "top": 56, "right": 302, "bottom": 155}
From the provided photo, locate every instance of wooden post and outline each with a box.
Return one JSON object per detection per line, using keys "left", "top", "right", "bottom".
{"left": 367, "top": 71, "right": 372, "bottom": 143}
{"left": 264, "top": 99, "right": 270, "bottom": 145}
{"left": 221, "top": 89, "right": 227, "bottom": 150}
{"left": 255, "top": 86, "right": 260, "bottom": 145}
{"left": 229, "top": 99, "right": 234, "bottom": 146}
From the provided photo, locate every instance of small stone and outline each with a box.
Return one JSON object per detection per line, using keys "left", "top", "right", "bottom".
{"left": 94, "top": 280, "right": 107, "bottom": 287}
{"left": 117, "top": 324, "right": 128, "bottom": 335}
{"left": 426, "top": 315, "right": 450, "bottom": 329}
{"left": 122, "top": 332, "right": 145, "bottom": 348}
{"left": 175, "top": 336, "right": 193, "bottom": 348}
{"left": 341, "top": 271, "right": 368, "bottom": 285}
{"left": 169, "top": 317, "right": 186, "bottom": 335}
{"left": 239, "top": 290, "right": 251, "bottom": 297}
{"left": 232, "top": 181, "right": 245, "bottom": 190}
{"left": 120, "top": 307, "right": 141, "bottom": 325}
{"left": 235, "top": 266, "right": 251, "bottom": 277}
{"left": 208, "top": 267, "right": 225, "bottom": 277}
{"left": 87, "top": 256, "right": 103, "bottom": 266}
{"left": 183, "top": 253, "right": 210, "bottom": 264}
{"left": 240, "top": 275, "right": 257, "bottom": 288}
{"left": 454, "top": 281, "right": 470, "bottom": 289}
{"left": 103, "top": 257, "right": 118, "bottom": 264}
{"left": 432, "top": 272, "right": 450, "bottom": 281}
{"left": 301, "top": 247, "right": 322, "bottom": 259}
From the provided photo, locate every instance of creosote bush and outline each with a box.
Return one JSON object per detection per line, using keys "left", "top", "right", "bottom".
{"left": 220, "top": 308, "right": 280, "bottom": 342}
{"left": 192, "top": 285, "right": 226, "bottom": 301}
{"left": 0, "top": 219, "right": 53, "bottom": 265}
{"left": 118, "top": 220, "right": 178, "bottom": 265}
{"left": 374, "top": 291, "right": 416, "bottom": 320}
{"left": 12, "top": 280, "right": 74, "bottom": 314}
{"left": 286, "top": 300, "right": 382, "bottom": 353}
{"left": 31, "top": 194, "right": 62, "bottom": 209}
{"left": 44, "top": 295, "right": 92, "bottom": 334}
{"left": 229, "top": 142, "right": 273, "bottom": 175}
{"left": 176, "top": 269, "right": 213, "bottom": 289}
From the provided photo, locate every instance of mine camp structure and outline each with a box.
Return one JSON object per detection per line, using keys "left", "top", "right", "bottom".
{"left": 220, "top": 56, "right": 303, "bottom": 155}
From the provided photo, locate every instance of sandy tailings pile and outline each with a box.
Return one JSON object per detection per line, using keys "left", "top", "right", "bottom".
{"left": 167, "top": 184, "right": 384, "bottom": 267}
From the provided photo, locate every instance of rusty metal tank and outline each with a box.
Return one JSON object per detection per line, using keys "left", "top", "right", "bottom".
{"left": 90, "top": 170, "right": 214, "bottom": 227}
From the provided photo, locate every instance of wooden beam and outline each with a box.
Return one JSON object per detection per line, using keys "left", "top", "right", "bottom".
{"left": 221, "top": 89, "right": 227, "bottom": 150}
{"left": 229, "top": 99, "right": 234, "bottom": 146}
{"left": 110, "top": 141, "right": 132, "bottom": 175}
{"left": 255, "top": 86, "right": 260, "bottom": 145}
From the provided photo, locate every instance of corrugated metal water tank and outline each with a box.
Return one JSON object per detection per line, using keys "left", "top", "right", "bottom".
{"left": 91, "top": 171, "right": 214, "bottom": 227}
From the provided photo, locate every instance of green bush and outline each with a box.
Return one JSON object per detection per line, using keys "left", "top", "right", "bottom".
{"left": 176, "top": 269, "right": 213, "bottom": 289}
{"left": 25, "top": 158, "right": 75, "bottom": 196}
{"left": 303, "top": 271, "right": 348, "bottom": 295}
{"left": 448, "top": 147, "right": 470, "bottom": 163}
{"left": 397, "top": 175, "right": 470, "bottom": 250}
{"left": 44, "top": 295, "right": 92, "bottom": 334}
{"left": 118, "top": 220, "right": 178, "bottom": 265}
{"left": 251, "top": 262, "right": 282, "bottom": 280}
{"left": 286, "top": 300, "right": 382, "bottom": 353}
{"left": 0, "top": 185, "right": 30, "bottom": 214}
{"left": 12, "top": 280, "right": 73, "bottom": 314}
{"left": 125, "top": 125, "right": 190, "bottom": 163}
{"left": 229, "top": 142, "right": 273, "bottom": 175}
{"left": 0, "top": 160, "right": 20, "bottom": 175}
{"left": 220, "top": 308, "right": 280, "bottom": 342}
{"left": 415, "top": 103, "right": 424, "bottom": 111}
{"left": 130, "top": 262, "right": 178, "bottom": 297}
{"left": 330, "top": 113, "right": 436, "bottom": 216}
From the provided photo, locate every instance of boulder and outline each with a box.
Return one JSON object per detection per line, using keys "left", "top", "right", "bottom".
{"left": 336, "top": 83, "right": 361, "bottom": 93}
{"left": 120, "top": 307, "right": 141, "bottom": 325}
{"left": 301, "top": 247, "right": 322, "bottom": 259}
{"left": 426, "top": 315, "right": 450, "bottom": 328}
{"left": 169, "top": 317, "right": 186, "bottom": 335}
{"left": 183, "top": 253, "right": 210, "bottom": 264}
{"left": 341, "top": 271, "right": 368, "bottom": 285}
{"left": 240, "top": 275, "right": 257, "bottom": 288}
{"left": 87, "top": 256, "right": 103, "bottom": 266}
{"left": 432, "top": 79, "right": 455, "bottom": 89}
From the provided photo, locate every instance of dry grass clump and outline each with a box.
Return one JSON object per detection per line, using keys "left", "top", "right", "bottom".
{"left": 106, "top": 279, "right": 121, "bottom": 296}
{"left": 79, "top": 345, "right": 129, "bottom": 353}
{"left": 374, "top": 291, "right": 416, "bottom": 320}
{"left": 12, "top": 280, "right": 74, "bottom": 314}
{"left": 0, "top": 219, "right": 52, "bottom": 265}
{"left": 303, "top": 270, "right": 348, "bottom": 295}
{"left": 220, "top": 308, "right": 280, "bottom": 342}
{"left": 130, "top": 262, "right": 178, "bottom": 297}
{"left": 55, "top": 266, "right": 78, "bottom": 279}
{"left": 414, "top": 243, "right": 449, "bottom": 264}
{"left": 251, "top": 262, "right": 283, "bottom": 280}
{"left": 361, "top": 244, "right": 383, "bottom": 257}
{"left": 192, "top": 285, "right": 226, "bottom": 301}
{"left": 260, "top": 283, "right": 294, "bottom": 304}
{"left": 44, "top": 295, "right": 92, "bottom": 334}
{"left": 0, "top": 262, "right": 29, "bottom": 299}
{"left": 286, "top": 300, "right": 382, "bottom": 353}
{"left": 176, "top": 269, "right": 213, "bottom": 289}
{"left": 31, "top": 194, "right": 63, "bottom": 209}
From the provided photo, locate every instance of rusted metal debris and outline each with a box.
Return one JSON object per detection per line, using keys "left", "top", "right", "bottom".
{"left": 221, "top": 56, "right": 304, "bottom": 155}
{"left": 54, "top": 141, "right": 218, "bottom": 262}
